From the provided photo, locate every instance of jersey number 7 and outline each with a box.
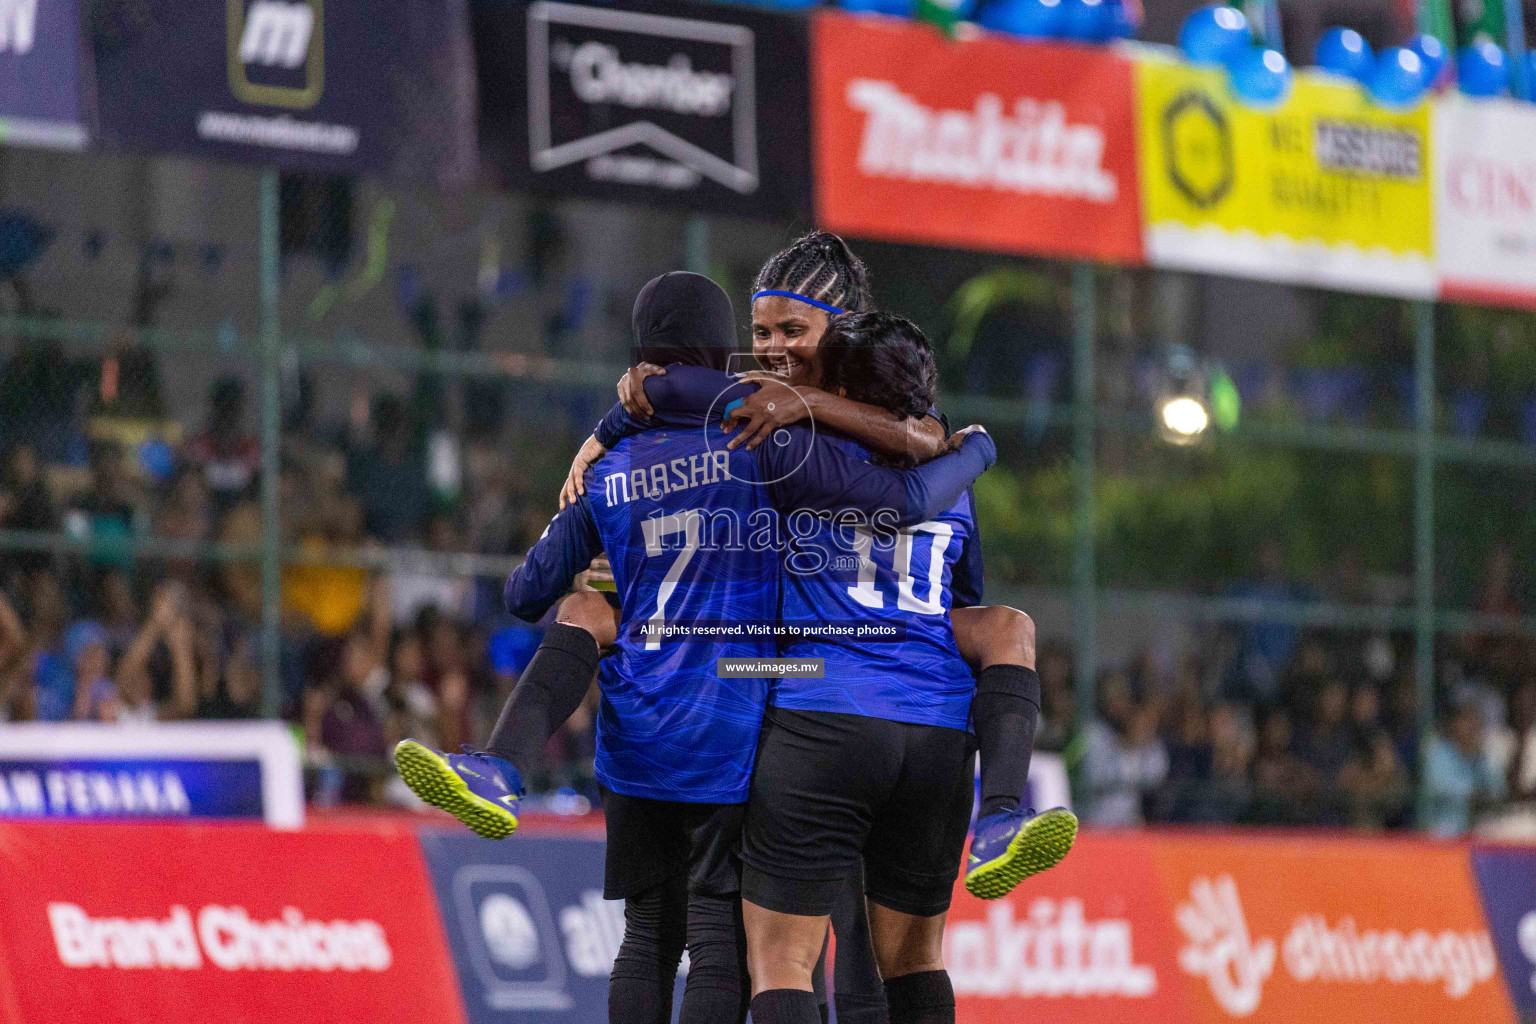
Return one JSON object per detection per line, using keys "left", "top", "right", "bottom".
{"left": 641, "top": 511, "right": 703, "bottom": 651}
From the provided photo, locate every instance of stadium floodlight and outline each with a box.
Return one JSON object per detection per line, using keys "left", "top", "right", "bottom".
{"left": 1155, "top": 344, "right": 1211, "bottom": 446}
{"left": 1158, "top": 395, "right": 1210, "bottom": 443}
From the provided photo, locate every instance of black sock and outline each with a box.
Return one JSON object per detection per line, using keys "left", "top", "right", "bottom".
{"left": 750, "top": 989, "right": 823, "bottom": 1024}
{"left": 883, "top": 970, "right": 954, "bottom": 1024}
{"left": 830, "top": 867, "right": 887, "bottom": 1024}
{"left": 973, "top": 665, "right": 1041, "bottom": 819}
{"left": 609, "top": 875, "right": 687, "bottom": 1024}
{"left": 484, "top": 623, "right": 600, "bottom": 772}
{"left": 679, "top": 894, "right": 750, "bottom": 1024}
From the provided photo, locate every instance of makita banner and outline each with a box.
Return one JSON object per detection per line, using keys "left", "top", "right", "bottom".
{"left": 90, "top": 0, "right": 476, "bottom": 178}
{"left": 0, "top": 0, "right": 90, "bottom": 149}
{"left": 0, "top": 821, "right": 465, "bottom": 1024}
{"left": 945, "top": 832, "right": 1517, "bottom": 1024}
{"left": 474, "top": 0, "right": 812, "bottom": 220}
{"left": 419, "top": 829, "right": 679, "bottom": 1024}
{"left": 0, "top": 722, "right": 303, "bottom": 828}
{"left": 812, "top": 12, "right": 1142, "bottom": 263}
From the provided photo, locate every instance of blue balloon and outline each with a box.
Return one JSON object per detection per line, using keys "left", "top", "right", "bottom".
{"left": 1314, "top": 27, "right": 1374, "bottom": 83}
{"left": 1369, "top": 46, "right": 1428, "bottom": 106}
{"left": 1228, "top": 46, "right": 1292, "bottom": 106}
{"left": 1408, "top": 33, "right": 1447, "bottom": 83}
{"left": 979, "top": 0, "right": 1065, "bottom": 37}
{"left": 1180, "top": 6, "right": 1251, "bottom": 66}
{"left": 1104, "top": 0, "right": 1138, "bottom": 38}
{"left": 1061, "top": 0, "right": 1111, "bottom": 40}
{"left": 1459, "top": 40, "right": 1508, "bottom": 97}
{"left": 841, "top": 0, "right": 918, "bottom": 11}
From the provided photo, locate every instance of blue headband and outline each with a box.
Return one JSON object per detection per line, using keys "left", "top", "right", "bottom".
{"left": 751, "top": 290, "right": 845, "bottom": 316}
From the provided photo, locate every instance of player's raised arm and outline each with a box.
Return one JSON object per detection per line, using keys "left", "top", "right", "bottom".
{"left": 503, "top": 497, "right": 603, "bottom": 623}
{"left": 762, "top": 422, "right": 995, "bottom": 527}
{"left": 725, "top": 384, "right": 947, "bottom": 461}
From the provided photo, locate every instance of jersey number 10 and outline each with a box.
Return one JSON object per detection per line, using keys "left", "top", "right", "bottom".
{"left": 846, "top": 522, "right": 952, "bottom": 616}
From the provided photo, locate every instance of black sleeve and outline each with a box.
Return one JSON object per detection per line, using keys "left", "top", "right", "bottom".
{"left": 593, "top": 366, "right": 758, "bottom": 446}
{"left": 502, "top": 496, "right": 603, "bottom": 623}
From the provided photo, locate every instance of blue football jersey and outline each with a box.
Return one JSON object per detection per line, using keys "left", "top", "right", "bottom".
{"left": 775, "top": 432, "right": 981, "bottom": 732}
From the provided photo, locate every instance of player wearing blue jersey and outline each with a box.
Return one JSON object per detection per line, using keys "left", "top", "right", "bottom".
{"left": 736, "top": 313, "right": 989, "bottom": 1024}
{"left": 397, "top": 271, "right": 994, "bottom": 1024}
{"left": 583, "top": 235, "right": 1074, "bottom": 909}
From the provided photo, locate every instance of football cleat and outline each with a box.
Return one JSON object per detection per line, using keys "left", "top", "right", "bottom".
{"left": 964, "top": 806, "right": 1078, "bottom": 900}
{"left": 394, "top": 740, "right": 524, "bottom": 839}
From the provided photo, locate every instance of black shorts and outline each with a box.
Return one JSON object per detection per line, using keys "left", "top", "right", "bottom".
{"left": 741, "top": 707, "right": 975, "bottom": 919}
{"left": 601, "top": 788, "right": 745, "bottom": 900}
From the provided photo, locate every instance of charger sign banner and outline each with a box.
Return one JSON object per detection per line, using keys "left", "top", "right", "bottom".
{"left": 1135, "top": 56, "right": 1434, "bottom": 298}
{"left": 1433, "top": 96, "right": 1536, "bottom": 309}
{"left": 811, "top": 12, "right": 1143, "bottom": 264}
{"left": 0, "top": 821, "right": 466, "bottom": 1024}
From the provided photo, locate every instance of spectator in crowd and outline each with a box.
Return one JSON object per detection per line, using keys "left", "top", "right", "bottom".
{"left": 0, "top": 443, "right": 56, "bottom": 580}
{"left": 306, "top": 627, "right": 394, "bottom": 804}
{"left": 1250, "top": 705, "right": 1316, "bottom": 824}
{"left": 346, "top": 393, "right": 430, "bottom": 544}
{"left": 1490, "top": 682, "right": 1536, "bottom": 804}
{"left": 1080, "top": 669, "right": 1168, "bottom": 826}
{"left": 1294, "top": 677, "right": 1355, "bottom": 781}
{"left": 1224, "top": 542, "right": 1314, "bottom": 704}
{"left": 1422, "top": 699, "right": 1506, "bottom": 837}
{"left": 65, "top": 620, "right": 116, "bottom": 722}
{"left": 1034, "top": 639, "right": 1076, "bottom": 752}
{"left": 184, "top": 378, "right": 260, "bottom": 510}
{"left": 26, "top": 569, "right": 74, "bottom": 721}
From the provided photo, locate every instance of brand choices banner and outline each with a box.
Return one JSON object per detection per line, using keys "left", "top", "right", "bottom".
{"left": 1135, "top": 56, "right": 1434, "bottom": 298}
{"left": 90, "top": 0, "right": 476, "bottom": 179}
{"left": 1471, "top": 847, "right": 1536, "bottom": 1019}
{"left": 0, "top": 821, "right": 465, "bottom": 1024}
{"left": 812, "top": 12, "right": 1142, "bottom": 264}
{"left": 475, "top": 0, "right": 813, "bottom": 219}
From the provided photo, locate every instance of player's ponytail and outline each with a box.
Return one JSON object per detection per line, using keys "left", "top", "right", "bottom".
{"left": 752, "top": 231, "right": 873, "bottom": 314}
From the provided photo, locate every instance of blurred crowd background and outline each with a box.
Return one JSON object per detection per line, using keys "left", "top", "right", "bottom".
{"left": 1, "top": 148, "right": 1533, "bottom": 838}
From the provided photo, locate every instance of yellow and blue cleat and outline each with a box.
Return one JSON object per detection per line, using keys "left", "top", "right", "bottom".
{"left": 394, "top": 740, "right": 524, "bottom": 839}
{"left": 964, "top": 806, "right": 1078, "bottom": 900}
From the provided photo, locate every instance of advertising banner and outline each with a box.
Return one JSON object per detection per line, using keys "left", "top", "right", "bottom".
{"left": 90, "top": 0, "right": 476, "bottom": 179}
{"left": 0, "top": 0, "right": 90, "bottom": 149}
{"left": 812, "top": 13, "right": 1142, "bottom": 263}
{"left": 1149, "top": 836, "right": 1512, "bottom": 1024}
{"left": 1135, "top": 56, "right": 1435, "bottom": 298}
{"left": 0, "top": 821, "right": 465, "bottom": 1024}
{"left": 419, "top": 829, "right": 683, "bottom": 1024}
{"left": 0, "top": 722, "right": 303, "bottom": 828}
{"left": 943, "top": 834, "right": 1188, "bottom": 1022}
{"left": 1471, "top": 847, "right": 1536, "bottom": 1019}
{"left": 1433, "top": 97, "right": 1536, "bottom": 309}
{"left": 475, "top": 0, "right": 812, "bottom": 220}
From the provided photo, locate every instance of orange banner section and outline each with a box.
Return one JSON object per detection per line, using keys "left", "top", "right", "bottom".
{"left": 944, "top": 831, "right": 1514, "bottom": 1024}
{"left": 811, "top": 12, "right": 1143, "bottom": 264}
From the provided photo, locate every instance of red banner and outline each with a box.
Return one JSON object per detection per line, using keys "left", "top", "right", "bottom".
{"left": 812, "top": 12, "right": 1143, "bottom": 263}
{"left": 944, "top": 831, "right": 1515, "bottom": 1024}
{"left": 0, "top": 821, "right": 465, "bottom": 1024}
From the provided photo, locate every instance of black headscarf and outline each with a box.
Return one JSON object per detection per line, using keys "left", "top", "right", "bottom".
{"left": 630, "top": 271, "right": 737, "bottom": 372}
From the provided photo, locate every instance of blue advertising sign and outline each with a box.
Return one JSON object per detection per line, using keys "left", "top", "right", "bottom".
{"left": 0, "top": 0, "right": 89, "bottom": 149}
{"left": 90, "top": 0, "right": 475, "bottom": 178}
{"left": 1472, "top": 847, "right": 1536, "bottom": 1018}
{"left": 0, "top": 722, "right": 304, "bottom": 826}
{"left": 0, "top": 757, "right": 262, "bottom": 819}
{"left": 418, "top": 830, "right": 687, "bottom": 1024}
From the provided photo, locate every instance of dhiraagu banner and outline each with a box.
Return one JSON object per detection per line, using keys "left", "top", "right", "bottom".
{"left": 1135, "top": 54, "right": 1434, "bottom": 298}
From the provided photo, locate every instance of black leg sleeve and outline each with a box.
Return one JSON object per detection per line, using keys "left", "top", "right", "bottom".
{"left": 679, "top": 893, "right": 751, "bottom": 1024}
{"left": 484, "top": 623, "right": 600, "bottom": 771}
{"left": 750, "top": 989, "right": 824, "bottom": 1024}
{"left": 830, "top": 867, "right": 888, "bottom": 1024}
{"left": 882, "top": 971, "right": 955, "bottom": 1024}
{"left": 609, "top": 873, "right": 687, "bottom": 1024}
{"left": 972, "top": 665, "right": 1041, "bottom": 819}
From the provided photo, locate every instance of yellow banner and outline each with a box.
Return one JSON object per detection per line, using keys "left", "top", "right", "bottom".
{"left": 1135, "top": 56, "right": 1434, "bottom": 296}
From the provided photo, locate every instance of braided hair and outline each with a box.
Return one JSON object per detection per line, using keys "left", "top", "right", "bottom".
{"left": 752, "top": 231, "right": 873, "bottom": 314}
